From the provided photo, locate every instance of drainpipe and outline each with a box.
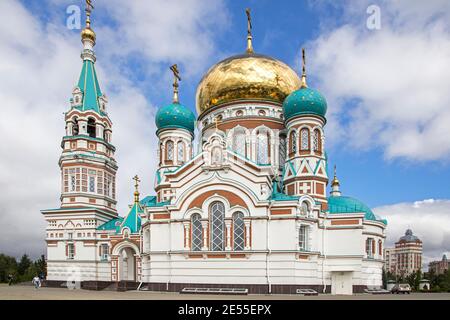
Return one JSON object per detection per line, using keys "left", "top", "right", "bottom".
{"left": 267, "top": 200, "right": 273, "bottom": 294}
{"left": 322, "top": 211, "right": 327, "bottom": 293}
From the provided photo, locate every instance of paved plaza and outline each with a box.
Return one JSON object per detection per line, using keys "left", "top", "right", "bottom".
{"left": 1, "top": 284, "right": 449, "bottom": 300}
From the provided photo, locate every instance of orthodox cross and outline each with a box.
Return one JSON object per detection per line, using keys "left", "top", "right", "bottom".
{"left": 170, "top": 64, "right": 181, "bottom": 103}
{"left": 133, "top": 174, "right": 140, "bottom": 202}
{"left": 245, "top": 8, "right": 254, "bottom": 53}
{"left": 133, "top": 175, "right": 140, "bottom": 192}
{"left": 300, "top": 47, "right": 308, "bottom": 88}
{"left": 85, "top": 0, "right": 94, "bottom": 27}
{"left": 246, "top": 8, "right": 252, "bottom": 36}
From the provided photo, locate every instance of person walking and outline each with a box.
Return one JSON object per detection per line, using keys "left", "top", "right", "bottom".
{"left": 8, "top": 274, "right": 13, "bottom": 286}
{"left": 32, "top": 275, "right": 41, "bottom": 289}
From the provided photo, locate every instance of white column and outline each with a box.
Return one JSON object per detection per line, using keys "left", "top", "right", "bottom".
{"left": 244, "top": 220, "right": 251, "bottom": 250}
{"left": 225, "top": 220, "right": 232, "bottom": 250}
{"left": 201, "top": 220, "right": 208, "bottom": 250}
{"left": 183, "top": 221, "right": 190, "bottom": 250}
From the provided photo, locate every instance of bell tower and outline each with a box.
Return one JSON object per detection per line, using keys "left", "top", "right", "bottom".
{"left": 60, "top": 1, "right": 118, "bottom": 213}
{"left": 282, "top": 49, "right": 329, "bottom": 210}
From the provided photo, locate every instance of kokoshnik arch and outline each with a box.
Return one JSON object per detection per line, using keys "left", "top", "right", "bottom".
{"left": 41, "top": 2, "right": 387, "bottom": 295}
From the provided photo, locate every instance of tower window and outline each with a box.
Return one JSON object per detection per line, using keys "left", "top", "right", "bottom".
{"left": 313, "top": 129, "right": 321, "bottom": 152}
{"left": 166, "top": 141, "right": 174, "bottom": 161}
{"left": 87, "top": 118, "right": 96, "bottom": 138}
{"left": 89, "top": 176, "right": 95, "bottom": 193}
{"left": 72, "top": 118, "right": 79, "bottom": 136}
{"left": 279, "top": 134, "right": 286, "bottom": 170}
{"left": 256, "top": 131, "right": 269, "bottom": 165}
{"left": 232, "top": 127, "right": 246, "bottom": 157}
{"left": 177, "top": 141, "right": 184, "bottom": 164}
{"left": 290, "top": 130, "right": 297, "bottom": 154}
{"left": 67, "top": 243, "right": 75, "bottom": 260}
{"left": 300, "top": 128, "right": 310, "bottom": 151}
{"left": 210, "top": 201, "right": 225, "bottom": 251}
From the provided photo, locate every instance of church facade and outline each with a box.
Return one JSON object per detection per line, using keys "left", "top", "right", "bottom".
{"left": 41, "top": 5, "right": 387, "bottom": 295}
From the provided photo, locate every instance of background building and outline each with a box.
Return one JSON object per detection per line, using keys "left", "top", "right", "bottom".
{"left": 429, "top": 254, "right": 449, "bottom": 275}
{"left": 384, "top": 229, "right": 422, "bottom": 277}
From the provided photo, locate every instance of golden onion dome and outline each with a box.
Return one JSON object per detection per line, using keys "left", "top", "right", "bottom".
{"left": 81, "top": 26, "right": 96, "bottom": 44}
{"left": 196, "top": 52, "right": 301, "bottom": 115}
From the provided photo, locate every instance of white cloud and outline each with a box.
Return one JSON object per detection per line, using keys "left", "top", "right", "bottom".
{"left": 0, "top": 0, "right": 227, "bottom": 258}
{"left": 373, "top": 199, "right": 450, "bottom": 269}
{"left": 308, "top": 0, "right": 450, "bottom": 161}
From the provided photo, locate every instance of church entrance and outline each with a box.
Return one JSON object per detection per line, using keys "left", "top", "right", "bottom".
{"left": 118, "top": 247, "right": 137, "bottom": 282}
{"left": 331, "top": 271, "right": 353, "bottom": 295}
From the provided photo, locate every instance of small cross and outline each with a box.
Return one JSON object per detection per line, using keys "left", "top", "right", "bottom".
{"left": 246, "top": 8, "right": 252, "bottom": 36}
{"left": 298, "top": 183, "right": 311, "bottom": 194}
{"left": 170, "top": 64, "right": 181, "bottom": 103}
{"left": 132, "top": 175, "right": 140, "bottom": 192}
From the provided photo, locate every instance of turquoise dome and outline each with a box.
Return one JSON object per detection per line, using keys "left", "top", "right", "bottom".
{"left": 282, "top": 87, "right": 327, "bottom": 121}
{"left": 327, "top": 195, "right": 386, "bottom": 224}
{"left": 155, "top": 102, "right": 196, "bottom": 133}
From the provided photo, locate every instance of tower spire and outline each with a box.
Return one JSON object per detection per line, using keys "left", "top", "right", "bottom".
{"left": 300, "top": 48, "right": 308, "bottom": 88}
{"left": 170, "top": 64, "right": 181, "bottom": 103}
{"left": 245, "top": 8, "right": 254, "bottom": 54}
{"left": 330, "top": 165, "right": 341, "bottom": 197}
{"left": 133, "top": 175, "right": 141, "bottom": 203}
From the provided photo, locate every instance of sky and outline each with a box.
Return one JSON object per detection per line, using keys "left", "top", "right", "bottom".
{"left": 0, "top": 0, "right": 449, "bottom": 268}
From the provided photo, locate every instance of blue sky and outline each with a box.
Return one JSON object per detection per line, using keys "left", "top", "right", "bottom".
{"left": 1, "top": 0, "right": 449, "bottom": 262}
{"left": 39, "top": 0, "right": 449, "bottom": 208}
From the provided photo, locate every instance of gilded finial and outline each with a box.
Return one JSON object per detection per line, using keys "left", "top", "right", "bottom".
{"left": 245, "top": 8, "right": 254, "bottom": 54}
{"left": 81, "top": 0, "right": 96, "bottom": 44}
{"left": 170, "top": 64, "right": 181, "bottom": 103}
{"left": 132, "top": 175, "right": 141, "bottom": 203}
{"left": 331, "top": 165, "right": 339, "bottom": 187}
{"left": 300, "top": 48, "right": 308, "bottom": 88}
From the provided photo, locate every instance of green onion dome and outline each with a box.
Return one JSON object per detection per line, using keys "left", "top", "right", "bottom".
{"left": 155, "top": 102, "right": 196, "bottom": 133}
{"left": 327, "top": 195, "right": 387, "bottom": 224}
{"left": 283, "top": 87, "right": 327, "bottom": 121}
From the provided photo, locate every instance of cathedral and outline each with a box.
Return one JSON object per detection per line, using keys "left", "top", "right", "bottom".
{"left": 41, "top": 4, "right": 387, "bottom": 295}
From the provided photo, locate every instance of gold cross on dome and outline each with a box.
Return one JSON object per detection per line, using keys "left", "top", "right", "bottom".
{"left": 132, "top": 175, "right": 140, "bottom": 192}
{"left": 170, "top": 64, "right": 181, "bottom": 103}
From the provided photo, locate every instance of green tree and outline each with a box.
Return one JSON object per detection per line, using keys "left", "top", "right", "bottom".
{"left": 17, "top": 254, "right": 32, "bottom": 276}
{"left": 0, "top": 254, "right": 18, "bottom": 282}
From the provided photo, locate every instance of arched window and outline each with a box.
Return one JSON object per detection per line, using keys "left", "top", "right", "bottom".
{"left": 300, "top": 201, "right": 310, "bottom": 216}
{"left": 289, "top": 130, "right": 297, "bottom": 154}
{"left": 210, "top": 201, "right": 225, "bottom": 251}
{"left": 87, "top": 118, "right": 96, "bottom": 138}
{"left": 166, "top": 140, "right": 174, "bottom": 161}
{"left": 191, "top": 214, "right": 202, "bottom": 251}
{"left": 313, "top": 129, "right": 321, "bottom": 152}
{"left": 300, "top": 128, "right": 310, "bottom": 151}
{"left": 177, "top": 141, "right": 184, "bottom": 164}
{"left": 299, "top": 225, "right": 309, "bottom": 251}
{"left": 256, "top": 131, "right": 269, "bottom": 165}
{"left": 72, "top": 118, "right": 79, "bottom": 136}
{"left": 232, "top": 127, "right": 246, "bottom": 157}
{"left": 233, "top": 212, "right": 245, "bottom": 251}
{"left": 279, "top": 134, "right": 286, "bottom": 170}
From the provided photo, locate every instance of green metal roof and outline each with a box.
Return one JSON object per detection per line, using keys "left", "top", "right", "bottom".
{"left": 119, "top": 202, "right": 143, "bottom": 234}
{"left": 327, "top": 195, "right": 387, "bottom": 224}
{"left": 97, "top": 217, "right": 123, "bottom": 232}
{"left": 283, "top": 87, "right": 327, "bottom": 121}
{"left": 76, "top": 59, "right": 105, "bottom": 115}
{"left": 155, "top": 102, "right": 196, "bottom": 133}
{"left": 140, "top": 195, "right": 170, "bottom": 208}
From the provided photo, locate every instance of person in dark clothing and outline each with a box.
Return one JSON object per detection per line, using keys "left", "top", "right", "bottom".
{"left": 8, "top": 274, "right": 13, "bottom": 286}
